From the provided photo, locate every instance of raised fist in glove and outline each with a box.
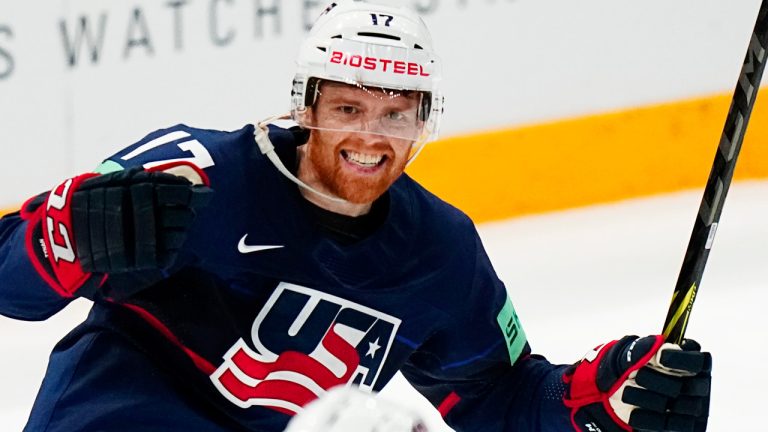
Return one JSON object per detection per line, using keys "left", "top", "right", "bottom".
{"left": 564, "top": 335, "right": 711, "bottom": 432}
{"left": 21, "top": 163, "right": 213, "bottom": 298}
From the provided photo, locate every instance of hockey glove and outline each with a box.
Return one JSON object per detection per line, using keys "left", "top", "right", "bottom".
{"left": 21, "top": 164, "right": 213, "bottom": 298}
{"left": 563, "top": 335, "right": 711, "bottom": 432}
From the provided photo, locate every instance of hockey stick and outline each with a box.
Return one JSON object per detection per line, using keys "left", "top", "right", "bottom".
{"left": 662, "top": 1, "right": 768, "bottom": 344}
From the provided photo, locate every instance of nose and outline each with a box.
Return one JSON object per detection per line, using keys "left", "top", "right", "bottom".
{"left": 354, "top": 123, "right": 391, "bottom": 147}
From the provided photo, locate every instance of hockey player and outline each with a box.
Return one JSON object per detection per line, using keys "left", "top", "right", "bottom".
{"left": 0, "top": 1, "right": 710, "bottom": 431}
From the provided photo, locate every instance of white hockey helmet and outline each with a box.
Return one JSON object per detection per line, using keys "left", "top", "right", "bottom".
{"left": 291, "top": 0, "right": 444, "bottom": 150}
{"left": 285, "top": 387, "right": 430, "bottom": 432}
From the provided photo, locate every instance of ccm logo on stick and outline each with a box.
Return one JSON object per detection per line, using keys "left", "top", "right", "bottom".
{"left": 329, "top": 51, "right": 430, "bottom": 76}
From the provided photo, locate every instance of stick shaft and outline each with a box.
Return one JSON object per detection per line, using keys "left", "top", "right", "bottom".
{"left": 663, "top": 1, "right": 768, "bottom": 344}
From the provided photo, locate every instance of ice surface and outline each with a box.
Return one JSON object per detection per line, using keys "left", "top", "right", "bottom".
{"left": 2, "top": 181, "right": 766, "bottom": 431}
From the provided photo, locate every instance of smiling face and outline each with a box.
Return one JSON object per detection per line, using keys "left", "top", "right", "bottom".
{"left": 297, "top": 81, "right": 424, "bottom": 207}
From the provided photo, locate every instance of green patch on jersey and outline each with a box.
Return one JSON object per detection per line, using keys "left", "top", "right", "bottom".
{"left": 94, "top": 160, "right": 124, "bottom": 175}
{"left": 496, "top": 296, "right": 527, "bottom": 364}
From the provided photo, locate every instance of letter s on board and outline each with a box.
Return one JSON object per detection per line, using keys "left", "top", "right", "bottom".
{"left": 0, "top": 25, "right": 14, "bottom": 80}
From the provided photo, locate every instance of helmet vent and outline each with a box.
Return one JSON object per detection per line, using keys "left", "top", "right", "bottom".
{"left": 357, "top": 32, "right": 401, "bottom": 41}
{"left": 414, "top": 44, "right": 423, "bottom": 49}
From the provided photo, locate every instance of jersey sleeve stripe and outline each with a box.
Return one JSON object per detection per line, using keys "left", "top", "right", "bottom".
{"left": 440, "top": 339, "right": 504, "bottom": 370}
{"left": 437, "top": 391, "right": 461, "bottom": 417}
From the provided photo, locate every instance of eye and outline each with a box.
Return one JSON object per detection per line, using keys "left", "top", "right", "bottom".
{"left": 387, "top": 111, "right": 406, "bottom": 121}
{"left": 337, "top": 105, "right": 359, "bottom": 115}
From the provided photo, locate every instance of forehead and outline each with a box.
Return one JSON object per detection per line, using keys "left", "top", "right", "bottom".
{"left": 318, "top": 81, "right": 421, "bottom": 105}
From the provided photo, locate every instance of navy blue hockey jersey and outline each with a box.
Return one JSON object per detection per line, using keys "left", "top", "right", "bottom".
{"left": 0, "top": 124, "right": 571, "bottom": 431}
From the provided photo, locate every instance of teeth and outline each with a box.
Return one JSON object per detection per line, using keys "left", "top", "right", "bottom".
{"left": 346, "top": 151, "right": 383, "bottom": 166}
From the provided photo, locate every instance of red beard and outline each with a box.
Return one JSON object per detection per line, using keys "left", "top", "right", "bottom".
{"left": 302, "top": 130, "right": 409, "bottom": 204}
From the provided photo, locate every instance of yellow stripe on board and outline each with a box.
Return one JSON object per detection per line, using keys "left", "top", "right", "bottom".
{"left": 407, "top": 88, "right": 768, "bottom": 223}
{"left": 0, "top": 207, "right": 17, "bottom": 218}
{"left": 2, "top": 89, "right": 767, "bottom": 222}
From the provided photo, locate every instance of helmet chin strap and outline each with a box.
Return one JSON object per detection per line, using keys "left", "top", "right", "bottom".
{"left": 254, "top": 115, "right": 347, "bottom": 204}
{"left": 405, "top": 136, "right": 428, "bottom": 167}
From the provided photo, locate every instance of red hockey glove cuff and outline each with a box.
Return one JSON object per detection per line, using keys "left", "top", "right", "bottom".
{"left": 563, "top": 335, "right": 711, "bottom": 432}
{"left": 21, "top": 173, "right": 101, "bottom": 297}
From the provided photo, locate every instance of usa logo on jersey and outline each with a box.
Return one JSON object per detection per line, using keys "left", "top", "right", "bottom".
{"left": 210, "top": 282, "right": 401, "bottom": 414}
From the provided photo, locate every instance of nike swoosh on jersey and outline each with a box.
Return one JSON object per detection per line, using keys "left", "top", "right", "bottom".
{"left": 238, "top": 235, "right": 284, "bottom": 254}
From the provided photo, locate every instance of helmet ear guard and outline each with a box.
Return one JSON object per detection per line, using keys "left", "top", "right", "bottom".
{"left": 303, "top": 77, "right": 322, "bottom": 108}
